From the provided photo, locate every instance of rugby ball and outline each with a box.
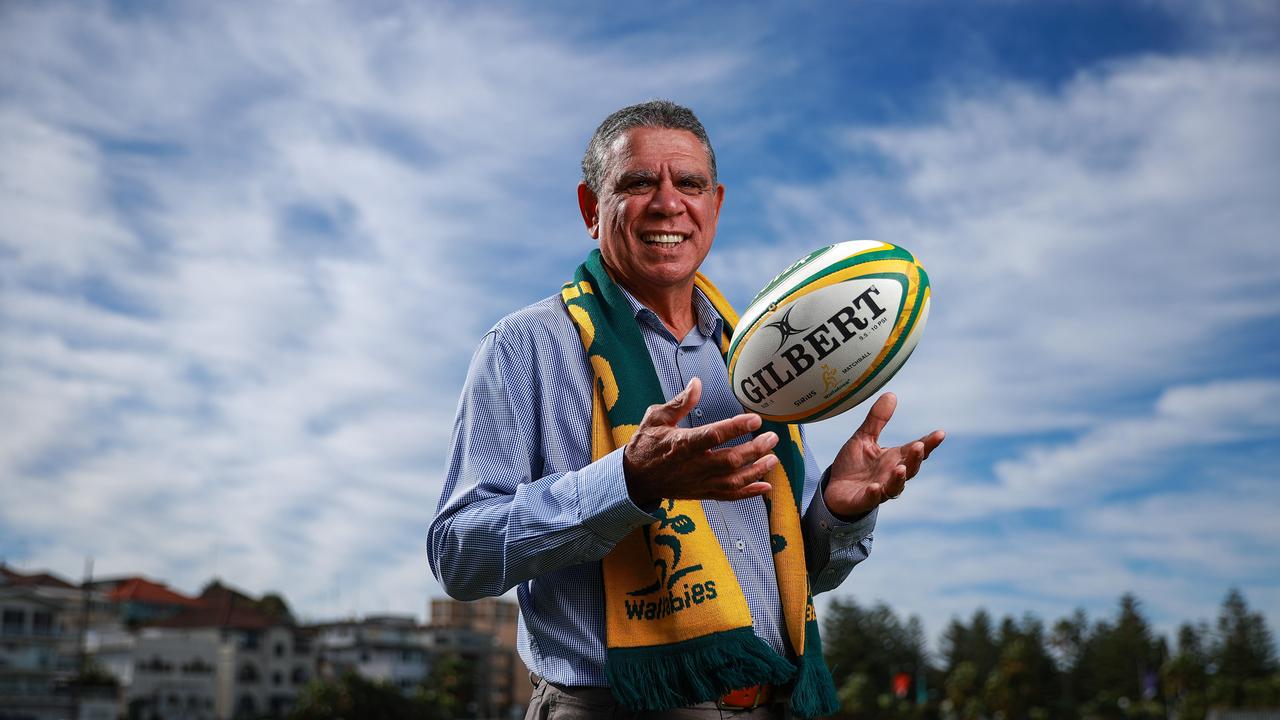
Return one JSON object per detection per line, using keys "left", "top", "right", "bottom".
{"left": 727, "top": 241, "right": 930, "bottom": 423}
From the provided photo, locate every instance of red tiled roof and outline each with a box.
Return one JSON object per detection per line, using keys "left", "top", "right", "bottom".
{"left": 107, "top": 577, "right": 202, "bottom": 607}
{"left": 142, "top": 580, "right": 292, "bottom": 630}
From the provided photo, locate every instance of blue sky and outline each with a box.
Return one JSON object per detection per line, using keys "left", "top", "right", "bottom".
{"left": 2, "top": 0, "right": 1278, "bottom": 643}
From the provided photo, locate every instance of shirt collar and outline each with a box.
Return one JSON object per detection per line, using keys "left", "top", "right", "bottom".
{"left": 617, "top": 284, "right": 723, "bottom": 343}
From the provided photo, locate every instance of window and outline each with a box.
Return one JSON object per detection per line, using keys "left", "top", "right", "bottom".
{"left": 238, "top": 663, "right": 260, "bottom": 684}
{"left": 291, "top": 666, "right": 308, "bottom": 685}
{"left": 274, "top": 642, "right": 285, "bottom": 658}
{"left": 272, "top": 671, "right": 282, "bottom": 687}
{"left": 1, "top": 609, "right": 24, "bottom": 635}
{"left": 32, "top": 611, "right": 53, "bottom": 636}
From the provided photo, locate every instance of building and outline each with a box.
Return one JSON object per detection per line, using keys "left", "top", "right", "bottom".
{"left": 428, "top": 598, "right": 530, "bottom": 719}
{"left": 0, "top": 565, "right": 116, "bottom": 720}
{"left": 0, "top": 583, "right": 66, "bottom": 720}
{"left": 312, "top": 614, "right": 430, "bottom": 693}
{"left": 125, "top": 581, "right": 317, "bottom": 720}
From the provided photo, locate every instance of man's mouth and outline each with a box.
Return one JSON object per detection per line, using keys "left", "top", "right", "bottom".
{"left": 641, "top": 232, "right": 687, "bottom": 246}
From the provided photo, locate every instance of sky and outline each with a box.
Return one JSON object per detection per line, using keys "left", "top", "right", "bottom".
{"left": 2, "top": 0, "right": 1278, "bottom": 647}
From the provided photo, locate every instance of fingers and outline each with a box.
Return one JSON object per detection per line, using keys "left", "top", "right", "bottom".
{"left": 715, "top": 454, "right": 777, "bottom": 500}
{"left": 686, "top": 412, "right": 763, "bottom": 452}
{"left": 642, "top": 377, "right": 703, "bottom": 428}
{"left": 855, "top": 392, "right": 897, "bottom": 443}
{"left": 709, "top": 430, "right": 778, "bottom": 469}
{"left": 901, "top": 440, "right": 925, "bottom": 477}
{"left": 920, "top": 429, "right": 946, "bottom": 459}
{"left": 878, "top": 464, "right": 909, "bottom": 501}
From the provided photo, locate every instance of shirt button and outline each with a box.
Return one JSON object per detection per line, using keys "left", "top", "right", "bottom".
{"left": 693, "top": 408, "right": 704, "bottom": 418}
{"left": 734, "top": 539, "right": 745, "bottom": 552}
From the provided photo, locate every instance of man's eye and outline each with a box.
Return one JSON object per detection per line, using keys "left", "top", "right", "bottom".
{"left": 620, "top": 180, "right": 654, "bottom": 194}
{"left": 678, "top": 179, "right": 709, "bottom": 194}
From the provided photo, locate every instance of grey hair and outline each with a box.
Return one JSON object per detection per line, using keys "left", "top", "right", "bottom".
{"left": 581, "top": 100, "right": 717, "bottom": 194}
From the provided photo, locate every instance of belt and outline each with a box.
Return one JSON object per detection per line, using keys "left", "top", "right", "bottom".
{"left": 717, "top": 683, "right": 775, "bottom": 710}
{"left": 532, "top": 673, "right": 777, "bottom": 712}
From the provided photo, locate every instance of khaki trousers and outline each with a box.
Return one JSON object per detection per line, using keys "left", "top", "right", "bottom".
{"left": 523, "top": 677, "right": 792, "bottom": 720}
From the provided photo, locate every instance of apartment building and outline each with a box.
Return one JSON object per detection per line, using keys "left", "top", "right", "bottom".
{"left": 428, "top": 597, "right": 530, "bottom": 719}
{"left": 125, "top": 581, "right": 317, "bottom": 720}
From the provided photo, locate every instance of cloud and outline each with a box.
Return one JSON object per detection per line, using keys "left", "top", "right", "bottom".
{"left": 827, "top": 381, "right": 1280, "bottom": 645}
{"left": 752, "top": 50, "right": 1280, "bottom": 639}
{"left": 725, "top": 52, "right": 1280, "bottom": 448}
{"left": 0, "top": 1, "right": 749, "bottom": 617}
{"left": 2, "top": 0, "right": 1277, "bottom": 642}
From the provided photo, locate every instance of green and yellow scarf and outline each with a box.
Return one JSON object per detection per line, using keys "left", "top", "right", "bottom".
{"left": 560, "top": 249, "right": 839, "bottom": 718}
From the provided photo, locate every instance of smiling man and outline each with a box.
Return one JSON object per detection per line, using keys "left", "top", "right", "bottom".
{"left": 429, "top": 100, "right": 944, "bottom": 719}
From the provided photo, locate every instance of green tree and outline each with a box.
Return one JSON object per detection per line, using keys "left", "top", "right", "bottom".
{"left": 984, "top": 616, "right": 1057, "bottom": 720}
{"left": 416, "top": 653, "right": 474, "bottom": 719}
{"left": 1209, "top": 588, "right": 1279, "bottom": 708}
{"left": 1081, "top": 595, "right": 1165, "bottom": 719}
{"left": 823, "top": 598, "right": 931, "bottom": 719}
{"left": 290, "top": 672, "right": 425, "bottom": 720}
{"left": 1164, "top": 622, "right": 1211, "bottom": 720}
{"left": 944, "top": 660, "right": 984, "bottom": 720}
{"left": 1050, "top": 608, "right": 1093, "bottom": 718}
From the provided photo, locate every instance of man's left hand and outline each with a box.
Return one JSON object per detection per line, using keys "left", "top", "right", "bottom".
{"left": 823, "top": 392, "right": 945, "bottom": 518}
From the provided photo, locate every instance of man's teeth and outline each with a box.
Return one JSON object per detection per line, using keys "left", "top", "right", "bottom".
{"left": 643, "top": 233, "right": 685, "bottom": 245}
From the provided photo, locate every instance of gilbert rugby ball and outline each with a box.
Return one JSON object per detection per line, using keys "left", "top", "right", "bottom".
{"left": 727, "top": 241, "right": 930, "bottom": 423}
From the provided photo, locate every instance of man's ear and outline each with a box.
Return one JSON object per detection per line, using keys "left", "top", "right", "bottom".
{"left": 577, "top": 182, "right": 600, "bottom": 239}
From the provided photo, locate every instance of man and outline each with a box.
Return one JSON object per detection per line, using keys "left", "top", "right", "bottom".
{"left": 429, "top": 100, "right": 944, "bottom": 719}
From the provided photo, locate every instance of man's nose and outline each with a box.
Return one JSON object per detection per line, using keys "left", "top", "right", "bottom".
{"left": 646, "top": 180, "right": 685, "bottom": 216}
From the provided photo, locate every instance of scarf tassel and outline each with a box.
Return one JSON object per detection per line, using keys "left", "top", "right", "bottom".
{"left": 787, "top": 619, "right": 841, "bottom": 718}
{"left": 605, "top": 627, "right": 796, "bottom": 711}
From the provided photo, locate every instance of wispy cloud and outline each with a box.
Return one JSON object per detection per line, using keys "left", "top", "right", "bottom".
{"left": 0, "top": 1, "right": 748, "bottom": 616}
{"left": 766, "top": 50, "right": 1280, "bottom": 634}
{"left": 2, "top": 1, "right": 1277, "bottom": 638}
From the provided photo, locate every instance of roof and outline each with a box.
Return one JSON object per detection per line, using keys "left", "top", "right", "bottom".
{"left": 142, "top": 579, "right": 292, "bottom": 630}
{"left": 0, "top": 563, "right": 77, "bottom": 590}
{"left": 106, "top": 577, "right": 202, "bottom": 607}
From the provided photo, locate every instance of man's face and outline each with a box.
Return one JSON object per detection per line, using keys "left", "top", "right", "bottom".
{"left": 579, "top": 127, "right": 724, "bottom": 295}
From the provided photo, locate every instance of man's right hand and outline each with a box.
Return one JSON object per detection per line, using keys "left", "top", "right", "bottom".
{"left": 623, "top": 377, "right": 780, "bottom": 506}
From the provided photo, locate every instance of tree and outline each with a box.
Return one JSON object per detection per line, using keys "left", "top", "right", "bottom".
{"left": 1209, "top": 588, "right": 1279, "bottom": 707}
{"left": 985, "top": 615, "right": 1057, "bottom": 720}
{"left": 823, "top": 598, "right": 931, "bottom": 719}
{"left": 290, "top": 672, "right": 426, "bottom": 720}
{"left": 1164, "top": 622, "right": 1211, "bottom": 720}
{"left": 1079, "top": 594, "right": 1165, "bottom": 719}
{"left": 416, "top": 653, "right": 474, "bottom": 719}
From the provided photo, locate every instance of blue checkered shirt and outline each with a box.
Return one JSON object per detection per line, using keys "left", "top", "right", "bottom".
{"left": 428, "top": 287, "right": 877, "bottom": 687}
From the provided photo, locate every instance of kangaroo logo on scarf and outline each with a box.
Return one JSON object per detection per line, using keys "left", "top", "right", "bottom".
{"left": 624, "top": 501, "right": 718, "bottom": 621}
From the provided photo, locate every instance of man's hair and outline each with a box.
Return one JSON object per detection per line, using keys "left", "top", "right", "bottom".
{"left": 582, "top": 100, "right": 717, "bottom": 194}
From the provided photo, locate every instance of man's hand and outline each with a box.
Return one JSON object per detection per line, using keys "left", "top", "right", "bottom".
{"left": 624, "top": 377, "right": 780, "bottom": 506}
{"left": 824, "top": 392, "right": 945, "bottom": 518}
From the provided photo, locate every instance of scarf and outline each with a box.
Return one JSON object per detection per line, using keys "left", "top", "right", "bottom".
{"left": 559, "top": 249, "right": 839, "bottom": 718}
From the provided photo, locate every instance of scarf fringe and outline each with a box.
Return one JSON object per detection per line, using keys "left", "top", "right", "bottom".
{"left": 605, "top": 627, "right": 796, "bottom": 711}
{"left": 789, "top": 636, "right": 841, "bottom": 718}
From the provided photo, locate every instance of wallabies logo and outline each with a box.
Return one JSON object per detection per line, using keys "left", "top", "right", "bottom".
{"left": 623, "top": 501, "right": 718, "bottom": 620}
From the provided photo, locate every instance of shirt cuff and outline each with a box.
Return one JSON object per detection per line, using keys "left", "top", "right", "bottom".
{"left": 807, "top": 467, "right": 878, "bottom": 549}
{"left": 576, "top": 446, "right": 659, "bottom": 543}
